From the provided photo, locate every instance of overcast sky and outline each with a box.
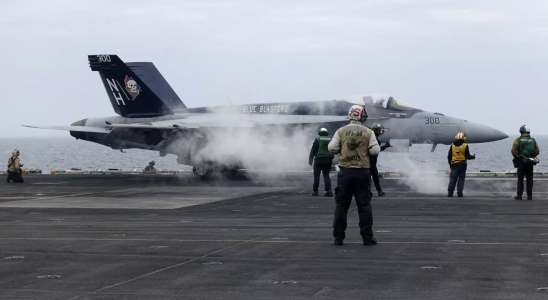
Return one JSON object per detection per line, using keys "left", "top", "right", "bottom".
{"left": 1, "top": 0, "right": 547, "bottom": 137}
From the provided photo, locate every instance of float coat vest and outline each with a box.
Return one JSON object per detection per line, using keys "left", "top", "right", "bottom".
{"left": 519, "top": 136, "right": 537, "bottom": 157}
{"left": 316, "top": 136, "right": 334, "bottom": 158}
{"left": 337, "top": 124, "right": 375, "bottom": 168}
{"left": 451, "top": 143, "right": 467, "bottom": 164}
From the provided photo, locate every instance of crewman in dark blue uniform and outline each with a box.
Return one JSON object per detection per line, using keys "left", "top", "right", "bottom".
{"left": 370, "top": 123, "right": 391, "bottom": 196}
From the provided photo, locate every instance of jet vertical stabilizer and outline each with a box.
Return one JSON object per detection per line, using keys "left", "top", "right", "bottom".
{"left": 88, "top": 54, "right": 173, "bottom": 118}
{"left": 126, "top": 62, "right": 186, "bottom": 112}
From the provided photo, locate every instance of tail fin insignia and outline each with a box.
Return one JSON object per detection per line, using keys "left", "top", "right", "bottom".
{"left": 124, "top": 75, "right": 141, "bottom": 100}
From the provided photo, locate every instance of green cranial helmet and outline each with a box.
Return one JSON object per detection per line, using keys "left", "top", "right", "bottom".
{"left": 519, "top": 125, "right": 530, "bottom": 134}
{"left": 318, "top": 127, "right": 329, "bottom": 135}
{"left": 371, "top": 123, "right": 384, "bottom": 135}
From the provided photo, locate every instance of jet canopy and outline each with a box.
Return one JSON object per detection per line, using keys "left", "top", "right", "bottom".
{"left": 337, "top": 94, "right": 418, "bottom": 111}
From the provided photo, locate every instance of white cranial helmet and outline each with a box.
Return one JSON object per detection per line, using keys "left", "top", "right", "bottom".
{"left": 348, "top": 105, "right": 368, "bottom": 122}
{"left": 12, "top": 149, "right": 19, "bottom": 156}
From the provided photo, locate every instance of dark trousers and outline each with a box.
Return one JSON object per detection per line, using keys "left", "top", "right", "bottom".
{"left": 448, "top": 162, "right": 467, "bottom": 195}
{"left": 313, "top": 163, "right": 332, "bottom": 192}
{"left": 7, "top": 171, "right": 24, "bottom": 183}
{"left": 517, "top": 164, "right": 534, "bottom": 197}
{"left": 333, "top": 168, "right": 373, "bottom": 241}
{"left": 370, "top": 160, "right": 382, "bottom": 193}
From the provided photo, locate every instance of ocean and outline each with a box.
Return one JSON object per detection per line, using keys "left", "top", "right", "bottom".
{"left": 0, "top": 135, "right": 545, "bottom": 172}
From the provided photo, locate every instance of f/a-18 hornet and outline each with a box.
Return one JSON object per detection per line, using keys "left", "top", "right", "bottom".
{"left": 24, "top": 55, "right": 508, "bottom": 178}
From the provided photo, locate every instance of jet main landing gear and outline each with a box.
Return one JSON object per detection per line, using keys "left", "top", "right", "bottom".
{"left": 192, "top": 162, "right": 239, "bottom": 180}
{"left": 192, "top": 162, "right": 213, "bottom": 179}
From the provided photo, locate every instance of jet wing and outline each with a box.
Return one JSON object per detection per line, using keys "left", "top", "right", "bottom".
{"left": 22, "top": 125, "right": 111, "bottom": 133}
{"left": 24, "top": 114, "right": 380, "bottom": 132}
{"left": 103, "top": 114, "right": 353, "bottom": 130}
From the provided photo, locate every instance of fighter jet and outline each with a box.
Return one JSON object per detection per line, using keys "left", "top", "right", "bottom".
{"left": 24, "top": 55, "right": 508, "bottom": 178}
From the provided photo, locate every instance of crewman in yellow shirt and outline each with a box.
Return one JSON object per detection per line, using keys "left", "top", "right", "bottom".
{"left": 447, "top": 132, "right": 475, "bottom": 197}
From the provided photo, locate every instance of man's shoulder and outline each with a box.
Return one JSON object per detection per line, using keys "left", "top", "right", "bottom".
{"left": 341, "top": 123, "right": 371, "bottom": 132}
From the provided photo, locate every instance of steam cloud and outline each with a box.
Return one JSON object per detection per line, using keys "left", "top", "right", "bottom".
{"left": 164, "top": 101, "right": 342, "bottom": 181}
{"left": 380, "top": 153, "right": 449, "bottom": 194}
{"left": 195, "top": 125, "right": 317, "bottom": 172}
{"left": 165, "top": 123, "right": 319, "bottom": 182}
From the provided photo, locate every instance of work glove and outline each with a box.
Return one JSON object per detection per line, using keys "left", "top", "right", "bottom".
{"left": 471, "top": 154, "right": 476, "bottom": 160}
{"left": 385, "top": 141, "right": 392, "bottom": 148}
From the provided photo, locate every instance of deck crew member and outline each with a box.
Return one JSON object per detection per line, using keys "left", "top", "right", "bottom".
{"left": 512, "top": 125, "right": 540, "bottom": 200}
{"left": 144, "top": 161, "right": 156, "bottom": 172}
{"left": 7, "top": 149, "right": 24, "bottom": 183}
{"left": 447, "top": 132, "right": 475, "bottom": 197}
{"left": 309, "top": 128, "right": 334, "bottom": 197}
{"left": 370, "top": 123, "right": 391, "bottom": 196}
{"left": 328, "top": 105, "right": 380, "bottom": 246}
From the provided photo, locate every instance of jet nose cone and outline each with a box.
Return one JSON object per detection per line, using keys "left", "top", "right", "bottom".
{"left": 461, "top": 121, "right": 508, "bottom": 143}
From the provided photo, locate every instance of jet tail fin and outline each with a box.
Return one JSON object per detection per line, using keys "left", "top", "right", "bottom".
{"left": 126, "top": 62, "right": 186, "bottom": 112}
{"left": 88, "top": 55, "right": 173, "bottom": 118}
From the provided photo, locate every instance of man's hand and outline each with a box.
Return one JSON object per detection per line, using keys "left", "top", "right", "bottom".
{"left": 471, "top": 154, "right": 476, "bottom": 159}
{"left": 385, "top": 141, "right": 392, "bottom": 148}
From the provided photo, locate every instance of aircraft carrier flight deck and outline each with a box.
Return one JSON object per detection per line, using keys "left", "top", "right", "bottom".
{"left": 1, "top": 174, "right": 548, "bottom": 299}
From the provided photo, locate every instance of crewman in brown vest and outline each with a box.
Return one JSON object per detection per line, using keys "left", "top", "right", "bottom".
{"left": 7, "top": 149, "right": 24, "bottom": 183}
{"left": 328, "top": 105, "right": 380, "bottom": 246}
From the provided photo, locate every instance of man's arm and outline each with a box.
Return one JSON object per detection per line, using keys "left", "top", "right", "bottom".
{"left": 465, "top": 145, "right": 475, "bottom": 160}
{"left": 448, "top": 146, "right": 452, "bottom": 164}
{"left": 368, "top": 132, "right": 380, "bottom": 156}
{"left": 535, "top": 141, "right": 540, "bottom": 156}
{"left": 328, "top": 130, "right": 341, "bottom": 154}
{"left": 511, "top": 138, "right": 520, "bottom": 157}
{"left": 380, "top": 140, "right": 391, "bottom": 152}
{"left": 309, "top": 139, "right": 319, "bottom": 165}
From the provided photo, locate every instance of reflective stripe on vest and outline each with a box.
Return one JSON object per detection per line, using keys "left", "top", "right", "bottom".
{"left": 451, "top": 143, "right": 467, "bottom": 164}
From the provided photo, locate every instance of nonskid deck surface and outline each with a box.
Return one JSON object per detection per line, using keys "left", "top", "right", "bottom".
{"left": 1, "top": 174, "right": 548, "bottom": 299}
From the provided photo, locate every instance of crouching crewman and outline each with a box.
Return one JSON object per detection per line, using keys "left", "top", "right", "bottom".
{"left": 7, "top": 149, "right": 24, "bottom": 183}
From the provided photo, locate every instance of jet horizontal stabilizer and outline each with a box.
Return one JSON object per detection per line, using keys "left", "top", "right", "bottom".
{"left": 22, "top": 125, "right": 111, "bottom": 134}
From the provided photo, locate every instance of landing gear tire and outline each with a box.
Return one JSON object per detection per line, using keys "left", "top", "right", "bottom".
{"left": 193, "top": 162, "right": 212, "bottom": 179}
